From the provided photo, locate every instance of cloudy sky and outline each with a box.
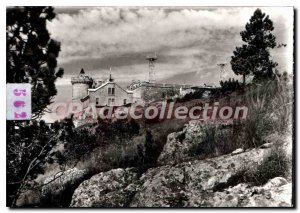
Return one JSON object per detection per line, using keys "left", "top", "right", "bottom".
{"left": 44, "top": 6, "right": 293, "bottom": 122}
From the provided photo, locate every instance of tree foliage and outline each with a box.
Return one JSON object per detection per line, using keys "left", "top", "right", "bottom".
{"left": 7, "top": 120, "right": 62, "bottom": 206}
{"left": 7, "top": 6, "right": 64, "bottom": 118}
{"left": 220, "top": 78, "right": 243, "bottom": 94}
{"left": 6, "top": 7, "right": 64, "bottom": 207}
{"left": 231, "top": 9, "right": 278, "bottom": 85}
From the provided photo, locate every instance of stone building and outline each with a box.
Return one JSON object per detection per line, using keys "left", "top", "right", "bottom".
{"left": 127, "top": 81, "right": 217, "bottom": 103}
{"left": 88, "top": 75, "right": 133, "bottom": 106}
{"left": 71, "top": 68, "right": 218, "bottom": 107}
{"left": 71, "top": 68, "right": 93, "bottom": 100}
{"left": 71, "top": 69, "right": 133, "bottom": 106}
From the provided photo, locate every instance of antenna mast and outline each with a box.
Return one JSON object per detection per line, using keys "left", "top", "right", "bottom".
{"left": 146, "top": 53, "right": 158, "bottom": 83}
{"left": 217, "top": 63, "right": 227, "bottom": 81}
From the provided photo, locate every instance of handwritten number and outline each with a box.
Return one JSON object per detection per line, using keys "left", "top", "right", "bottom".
{"left": 14, "top": 112, "right": 27, "bottom": 119}
{"left": 13, "top": 89, "right": 26, "bottom": 96}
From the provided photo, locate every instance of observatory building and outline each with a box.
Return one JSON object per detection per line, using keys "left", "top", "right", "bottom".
{"left": 71, "top": 68, "right": 133, "bottom": 106}
{"left": 71, "top": 68, "right": 93, "bottom": 100}
{"left": 71, "top": 54, "right": 217, "bottom": 107}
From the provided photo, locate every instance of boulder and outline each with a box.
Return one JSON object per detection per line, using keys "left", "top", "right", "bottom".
{"left": 131, "top": 148, "right": 272, "bottom": 207}
{"left": 16, "top": 189, "right": 41, "bottom": 207}
{"left": 157, "top": 122, "right": 211, "bottom": 165}
{"left": 41, "top": 168, "right": 90, "bottom": 207}
{"left": 70, "top": 168, "right": 140, "bottom": 207}
{"left": 204, "top": 177, "right": 292, "bottom": 207}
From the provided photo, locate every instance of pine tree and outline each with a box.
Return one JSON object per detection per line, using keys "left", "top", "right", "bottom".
{"left": 7, "top": 6, "right": 64, "bottom": 118}
{"left": 231, "top": 9, "right": 278, "bottom": 85}
{"left": 6, "top": 7, "right": 64, "bottom": 206}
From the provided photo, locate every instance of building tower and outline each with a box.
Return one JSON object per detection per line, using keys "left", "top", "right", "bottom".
{"left": 146, "top": 53, "right": 158, "bottom": 83}
{"left": 71, "top": 68, "right": 93, "bottom": 99}
{"left": 217, "top": 63, "right": 227, "bottom": 81}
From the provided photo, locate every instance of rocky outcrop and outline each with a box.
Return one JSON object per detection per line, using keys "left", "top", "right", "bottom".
{"left": 157, "top": 122, "right": 207, "bottom": 165}
{"left": 205, "top": 177, "right": 292, "bottom": 207}
{"left": 16, "top": 189, "right": 41, "bottom": 207}
{"left": 70, "top": 168, "right": 140, "bottom": 207}
{"left": 67, "top": 118, "right": 293, "bottom": 208}
{"left": 157, "top": 122, "right": 232, "bottom": 165}
{"left": 41, "top": 168, "right": 90, "bottom": 207}
{"left": 70, "top": 146, "right": 292, "bottom": 207}
{"left": 156, "top": 130, "right": 189, "bottom": 165}
{"left": 131, "top": 148, "right": 271, "bottom": 207}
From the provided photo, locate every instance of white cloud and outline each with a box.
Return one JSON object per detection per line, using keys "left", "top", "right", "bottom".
{"left": 48, "top": 6, "right": 293, "bottom": 86}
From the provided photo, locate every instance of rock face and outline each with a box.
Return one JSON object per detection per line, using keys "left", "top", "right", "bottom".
{"left": 156, "top": 130, "right": 189, "bottom": 165}
{"left": 157, "top": 122, "right": 232, "bottom": 165}
{"left": 70, "top": 146, "right": 292, "bottom": 207}
{"left": 16, "top": 189, "right": 41, "bottom": 207}
{"left": 131, "top": 148, "right": 270, "bottom": 207}
{"left": 68, "top": 120, "right": 293, "bottom": 208}
{"left": 157, "top": 122, "right": 208, "bottom": 165}
{"left": 70, "top": 168, "right": 140, "bottom": 207}
{"left": 206, "top": 177, "right": 292, "bottom": 207}
{"left": 41, "top": 168, "right": 90, "bottom": 207}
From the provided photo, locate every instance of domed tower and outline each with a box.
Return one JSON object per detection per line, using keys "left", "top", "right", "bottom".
{"left": 71, "top": 68, "right": 93, "bottom": 99}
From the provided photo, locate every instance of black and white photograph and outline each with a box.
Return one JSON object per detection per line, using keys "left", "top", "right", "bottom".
{"left": 5, "top": 4, "right": 295, "bottom": 208}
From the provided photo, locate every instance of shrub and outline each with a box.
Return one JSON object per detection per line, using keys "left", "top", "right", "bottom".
{"left": 241, "top": 146, "right": 289, "bottom": 186}
{"left": 254, "top": 148, "right": 288, "bottom": 185}
{"left": 241, "top": 76, "right": 293, "bottom": 148}
{"left": 187, "top": 124, "right": 239, "bottom": 158}
{"left": 220, "top": 78, "right": 243, "bottom": 94}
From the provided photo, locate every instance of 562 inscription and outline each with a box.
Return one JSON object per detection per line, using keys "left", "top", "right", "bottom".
{"left": 7, "top": 84, "right": 31, "bottom": 120}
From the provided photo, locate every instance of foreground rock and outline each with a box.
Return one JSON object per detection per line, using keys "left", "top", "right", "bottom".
{"left": 70, "top": 146, "right": 292, "bottom": 207}
{"left": 70, "top": 168, "right": 140, "bottom": 207}
{"left": 41, "top": 168, "right": 90, "bottom": 207}
{"left": 131, "top": 148, "right": 271, "bottom": 207}
{"left": 157, "top": 122, "right": 207, "bottom": 165}
{"left": 206, "top": 177, "right": 292, "bottom": 207}
{"left": 157, "top": 121, "right": 232, "bottom": 165}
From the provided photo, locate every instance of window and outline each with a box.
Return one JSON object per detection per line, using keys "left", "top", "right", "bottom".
{"left": 108, "top": 87, "right": 115, "bottom": 95}
{"left": 123, "top": 99, "right": 127, "bottom": 105}
{"left": 96, "top": 98, "right": 99, "bottom": 105}
{"left": 108, "top": 98, "right": 115, "bottom": 106}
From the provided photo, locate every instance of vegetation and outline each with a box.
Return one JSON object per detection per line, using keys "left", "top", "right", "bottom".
{"left": 6, "top": 6, "right": 65, "bottom": 207}
{"left": 187, "top": 122, "right": 244, "bottom": 158}
{"left": 7, "top": 6, "right": 64, "bottom": 118}
{"left": 231, "top": 8, "right": 278, "bottom": 85}
{"left": 252, "top": 146, "right": 289, "bottom": 185}
{"left": 7, "top": 120, "right": 61, "bottom": 206}
{"left": 219, "top": 78, "right": 243, "bottom": 94}
{"left": 7, "top": 7, "right": 293, "bottom": 207}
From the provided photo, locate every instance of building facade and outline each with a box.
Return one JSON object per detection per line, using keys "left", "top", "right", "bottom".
{"left": 88, "top": 76, "right": 133, "bottom": 106}
{"left": 71, "top": 68, "right": 93, "bottom": 99}
{"left": 71, "top": 68, "right": 218, "bottom": 107}
{"left": 71, "top": 69, "right": 133, "bottom": 106}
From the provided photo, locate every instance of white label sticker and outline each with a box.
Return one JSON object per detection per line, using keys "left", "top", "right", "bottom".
{"left": 6, "top": 83, "right": 31, "bottom": 120}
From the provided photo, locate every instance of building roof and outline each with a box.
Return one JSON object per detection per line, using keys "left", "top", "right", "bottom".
{"left": 88, "top": 81, "right": 132, "bottom": 94}
{"left": 80, "top": 68, "right": 85, "bottom": 74}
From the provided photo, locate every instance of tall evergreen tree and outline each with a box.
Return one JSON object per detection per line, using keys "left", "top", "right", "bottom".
{"left": 231, "top": 9, "right": 278, "bottom": 85}
{"left": 6, "top": 7, "right": 64, "bottom": 206}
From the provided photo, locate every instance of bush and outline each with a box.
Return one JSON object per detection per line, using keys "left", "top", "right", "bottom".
{"left": 220, "top": 78, "right": 243, "bottom": 94}
{"left": 187, "top": 123, "right": 243, "bottom": 159}
{"left": 241, "top": 146, "right": 289, "bottom": 186}
{"left": 241, "top": 76, "right": 293, "bottom": 148}
{"left": 254, "top": 149, "right": 288, "bottom": 185}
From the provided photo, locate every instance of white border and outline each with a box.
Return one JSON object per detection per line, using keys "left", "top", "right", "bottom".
{"left": 0, "top": 0, "right": 298, "bottom": 212}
